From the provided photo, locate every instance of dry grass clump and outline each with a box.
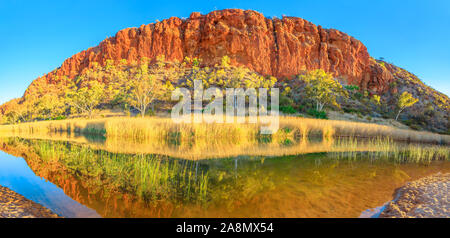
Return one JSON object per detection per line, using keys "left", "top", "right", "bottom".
{"left": 104, "top": 117, "right": 260, "bottom": 145}
{"left": 276, "top": 117, "right": 449, "bottom": 144}
{"left": 0, "top": 118, "right": 106, "bottom": 135}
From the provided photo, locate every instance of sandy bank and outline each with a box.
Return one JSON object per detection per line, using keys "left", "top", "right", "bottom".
{"left": 0, "top": 186, "right": 59, "bottom": 218}
{"left": 380, "top": 173, "right": 449, "bottom": 218}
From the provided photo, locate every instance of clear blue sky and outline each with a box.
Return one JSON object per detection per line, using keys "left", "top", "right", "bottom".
{"left": 1, "top": 0, "right": 449, "bottom": 104}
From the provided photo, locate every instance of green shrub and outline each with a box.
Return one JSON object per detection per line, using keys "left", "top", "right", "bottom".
{"left": 280, "top": 105, "right": 297, "bottom": 114}
{"left": 53, "top": 116, "right": 67, "bottom": 121}
{"left": 345, "top": 85, "right": 360, "bottom": 91}
{"left": 410, "top": 124, "right": 422, "bottom": 131}
{"left": 145, "top": 109, "right": 156, "bottom": 116}
{"left": 307, "top": 109, "right": 328, "bottom": 119}
{"left": 403, "top": 119, "right": 413, "bottom": 126}
{"left": 343, "top": 108, "right": 359, "bottom": 114}
{"left": 280, "top": 95, "right": 294, "bottom": 106}
{"left": 296, "top": 104, "right": 305, "bottom": 112}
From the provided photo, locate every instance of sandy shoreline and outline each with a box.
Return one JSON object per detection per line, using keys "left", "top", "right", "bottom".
{"left": 380, "top": 173, "right": 449, "bottom": 218}
{"left": 0, "top": 186, "right": 59, "bottom": 218}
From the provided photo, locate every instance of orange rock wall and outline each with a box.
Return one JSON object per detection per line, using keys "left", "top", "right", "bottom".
{"left": 25, "top": 9, "right": 394, "bottom": 96}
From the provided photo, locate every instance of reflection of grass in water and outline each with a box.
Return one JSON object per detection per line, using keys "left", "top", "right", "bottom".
{"left": 2, "top": 115, "right": 449, "bottom": 161}
{"left": 3, "top": 128, "right": 448, "bottom": 162}
{"left": 330, "top": 137, "right": 449, "bottom": 164}
{"left": 1, "top": 137, "right": 449, "bottom": 217}
{"left": 34, "top": 139, "right": 209, "bottom": 204}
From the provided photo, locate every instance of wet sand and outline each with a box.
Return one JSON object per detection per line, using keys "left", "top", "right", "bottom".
{"left": 380, "top": 173, "right": 449, "bottom": 218}
{"left": 0, "top": 186, "right": 59, "bottom": 218}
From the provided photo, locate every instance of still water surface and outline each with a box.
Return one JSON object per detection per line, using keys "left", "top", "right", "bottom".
{"left": 0, "top": 136, "right": 448, "bottom": 218}
{"left": 0, "top": 150, "right": 100, "bottom": 217}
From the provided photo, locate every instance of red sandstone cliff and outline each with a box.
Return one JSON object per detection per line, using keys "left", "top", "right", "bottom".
{"left": 24, "top": 9, "right": 394, "bottom": 97}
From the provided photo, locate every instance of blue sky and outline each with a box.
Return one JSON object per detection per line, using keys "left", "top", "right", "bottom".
{"left": 0, "top": 0, "right": 449, "bottom": 104}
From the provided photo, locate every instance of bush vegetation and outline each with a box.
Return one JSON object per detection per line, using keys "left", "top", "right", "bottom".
{"left": 1, "top": 55, "right": 446, "bottom": 135}
{"left": 1, "top": 56, "right": 280, "bottom": 124}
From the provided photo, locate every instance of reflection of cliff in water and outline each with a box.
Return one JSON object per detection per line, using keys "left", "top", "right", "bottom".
{"left": 0, "top": 138, "right": 205, "bottom": 217}
{"left": 0, "top": 137, "right": 449, "bottom": 218}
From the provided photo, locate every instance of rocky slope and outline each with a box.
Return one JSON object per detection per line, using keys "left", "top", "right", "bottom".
{"left": 1, "top": 9, "right": 448, "bottom": 133}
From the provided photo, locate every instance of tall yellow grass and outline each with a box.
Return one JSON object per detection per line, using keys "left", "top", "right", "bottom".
{"left": 0, "top": 118, "right": 106, "bottom": 135}
{"left": 0, "top": 116, "right": 449, "bottom": 145}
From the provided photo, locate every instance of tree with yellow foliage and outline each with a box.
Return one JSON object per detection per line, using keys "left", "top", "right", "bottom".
{"left": 4, "top": 99, "right": 28, "bottom": 123}
{"left": 65, "top": 80, "right": 105, "bottom": 118}
{"left": 300, "top": 69, "right": 348, "bottom": 111}
{"left": 396, "top": 91, "right": 418, "bottom": 121}
{"left": 127, "top": 61, "right": 167, "bottom": 117}
{"left": 35, "top": 94, "right": 66, "bottom": 120}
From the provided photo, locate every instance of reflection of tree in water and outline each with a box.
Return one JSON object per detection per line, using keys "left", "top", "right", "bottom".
{"left": 0, "top": 137, "right": 448, "bottom": 218}
{"left": 0, "top": 138, "right": 210, "bottom": 217}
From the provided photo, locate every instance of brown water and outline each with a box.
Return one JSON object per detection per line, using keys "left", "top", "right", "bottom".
{"left": 0, "top": 136, "right": 448, "bottom": 218}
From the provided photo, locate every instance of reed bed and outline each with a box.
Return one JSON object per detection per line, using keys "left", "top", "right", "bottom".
{"left": 1, "top": 116, "right": 449, "bottom": 145}
{"left": 0, "top": 118, "right": 106, "bottom": 135}
{"left": 330, "top": 137, "right": 450, "bottom": 164}
{"left": 0, "top": 131, "right": 392, "bottom": 160}
{"left": 31, "top": 138, "right": 209, "bottom": 203}
{"left": 104, "top": 117, "right": 261, "bottom": 146}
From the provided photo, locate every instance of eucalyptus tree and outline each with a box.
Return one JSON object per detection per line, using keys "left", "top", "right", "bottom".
{"left": 396, "top": 91, "right": 418, "bottom": 121}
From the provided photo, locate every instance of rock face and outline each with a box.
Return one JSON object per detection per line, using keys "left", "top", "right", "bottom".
{"left": 25, "top": 9, "right": 393, "bottom": 96}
